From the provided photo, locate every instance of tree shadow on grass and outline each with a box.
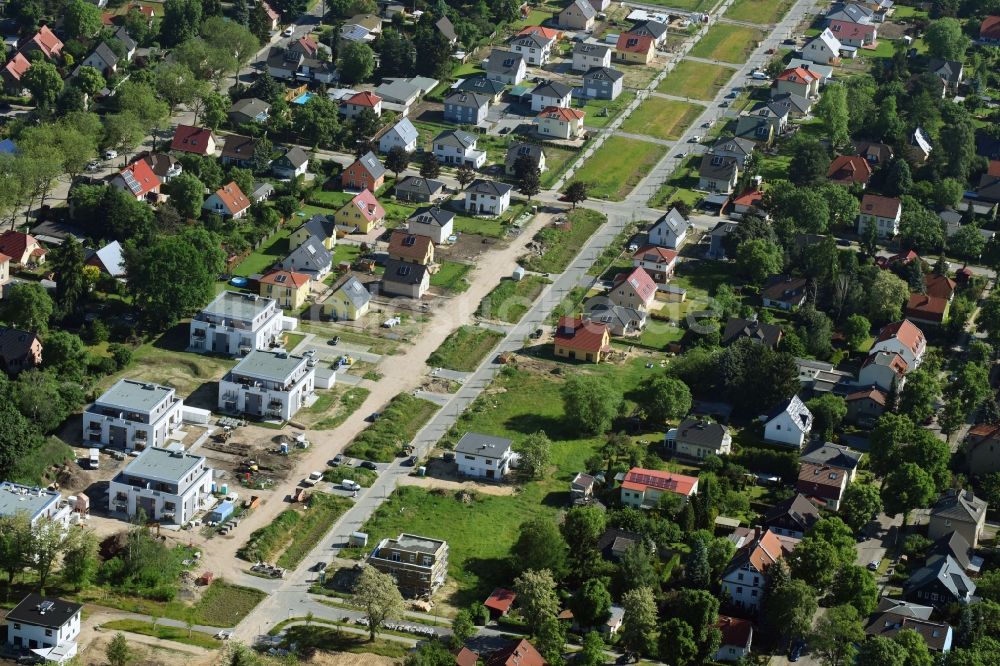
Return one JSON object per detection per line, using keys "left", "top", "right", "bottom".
{"left": 503, "top": 414, "right": 567, "bottom": 439}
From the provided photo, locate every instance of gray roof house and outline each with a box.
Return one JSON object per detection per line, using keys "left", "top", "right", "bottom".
{"left": 647, "top": 207, "right": 689, "bottom": 249}
{"left": 668, "top": 418, "right": 733, "bottom": 459}
{"left": 381, "top": 258, "right": 430, "bottom": 298}
{"left": 463, "top": 179, "right": 513, "bottom": 216}
{"left": 761, "top": 494, "right": 821, "bottom": 537}
{"left": 530, "top": 80, "right": 573, "bottom": 112}
{"left": 394, "top": 176, "right": 446, "bottom": 203}
{"left": 433, "top": 129, "right": 486, "bottom": 168}
{"left": 927, "top": 58, "right": 963, "bottom": 93}
{"left": 769, "top": 92, "right": 813, "bottom": 117}
{"left": 572, "top": 42, "right": 612, "bottom": 72}
{"left": 582, "top": 66, "right": 624, "bottom": 100}
{"left": 443, "top": 90, "right": 490, "bottom": 125}
{"left": 698, "top": 154, "right": 740, "bottom": 194}
{"left": 229, "top": 97, "right": 271, "bottom": 125}
{"left": 292, "top": 214, "right": 336, "bottom": 248}
{"left": 279, "top": 236, "right": 333, "bottom": 279}
{"left": 928, "top": 489, "right": 988, "bottom": 548}
{"left": 505, "top": 142, "right": 546, "bottom": 176}
{"left": 373, "top": 78, "right": 424, "bottom": 107}
{"left": 800, "top": 443, "right": 862, "bottom": 479}
{"left": 710, "top": 137, "right": 756, "bottom": 166}
{"left": 378, "top": 117, "right": 419, "bottom": 154}
{"left": 114, "top": 26, "right": 137, "bottom": 58}
{"left": 559, "top": 0, "right": 597, "bottom": 29}
{"left": 629, "top": 19, "right": 668, "bottom": 45}
{"left": 904, "top": 555, "right": 976, "bottom": 608}
{"left": 584, "top": 298, "right": 646, "bottom": 336}
{"left": 456, "top": 76, "right": 506, "bottom": 102}
{"left": 80, "top": 41, "right": 120, "bottom": 75}
{"left": 436, "top": 15, "right": 458, "bottom": 44}
{"left": 485, "top": 49, "right": 526, "bottom": 85}
{"left": 454, "top": 432, "right": 515, "bottom": 479}
{"left": 271, "top": 146, "right": 309, "bottom": 179}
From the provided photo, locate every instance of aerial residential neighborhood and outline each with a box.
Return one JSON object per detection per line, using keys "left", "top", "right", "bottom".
{"left": 1, "top": 0, "right": 1000, "bottom": 663}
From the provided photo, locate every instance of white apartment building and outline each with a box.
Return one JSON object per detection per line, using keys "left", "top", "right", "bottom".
{"left": 108, "top": 447, "right": 214, "bottom": 524}
{"left": 190, "top": 291, "right": 285, "bottom": 356}
{"left": 218, "top": 349, "right": 316, "bottom": 421}
{"left": 0, "top": 483, "right": 71, "bottom": 527}
{"left": 83, "top": 379, "right": 183, "bottom": 451}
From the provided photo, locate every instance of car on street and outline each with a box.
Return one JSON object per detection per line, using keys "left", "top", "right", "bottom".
{"left": 282, "top": 26, "right": 295, "bottom": 36}
{"left": 328, "top": 336, "right": 340, "bottom": 345}
{"left": 789, "top": 640, "right": 806, "bottom": 662}
{"left": 404, "top": 456, "right": 417, "bottom": 466}
{"left": 366, "top": 412, "right": 382, "bottom": 422}
{"left": 360, "top": 460, "right": 378, "bottom": 470}
{"left": 104, "top": 149, "right": 118, "bottom": 159}
{"left": 837, "top": 238, "right": 852, "bottom": 247}
{"left": 86, "top": 160, "right": 100, "bottom": 171}
{"left": 312, "top": 561, "right": 327, "bottom": 572}
{"left": 689, "top": 135, "right": 702, "bottom": 143}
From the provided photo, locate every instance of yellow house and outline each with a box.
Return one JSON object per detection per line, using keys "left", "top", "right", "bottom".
{"left": 553, "top": 316, "right": 611, "bottom": 363}
{"left": 321, "top": 275, "right": 372, "bottom": 321}
{"left": 334, "top": 189, "right": 386, "bottom": 234}
{"left": 258, "top": 270, "right": 311, "bottom": 310}
{"left": 290, "top": 214, "right": 336, "bottom": 250}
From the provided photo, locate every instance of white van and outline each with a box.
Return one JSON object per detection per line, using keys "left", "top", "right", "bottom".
{"left": 341, "top": 480, "right": 360, "bottom": 491}
{"left": 88, "top": 448, "right": 100, "bottom": 470}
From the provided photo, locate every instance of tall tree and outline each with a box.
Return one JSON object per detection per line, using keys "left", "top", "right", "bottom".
{"left": 385, "top": 146, "right": 410, "bottom": 179}
{"left": 815, "top": 85, "right": 850, "bottom": 149}
{"left": 881, "top": 462, "right": 936, "bottom": 523}
{"left": 831, "top": 564, "right": 879, "bottom": 616}
{"left": 64, "top": 0, "right": 103, "bottom": 39}
{"left": 658, "top": 619, "right": 697, "bottom": 666}
{"left": 839, "top": 483, "right": 883, "bottom": 533}
{"left": 61, "top": 527, "right": 99, "bottom": 591}
{"left": 339, "top": 42, "right": 376, "bottom": 84}
{"left": 765, "top": 577, "right": 817, "bottom": 647}
{"left": 810, "top": 605, "right": 864, "bottom": 666}
{"left": 420, "top": 153, "right": 441, "bottom": 179}
{"left": 925, "top": 17, "right": 969, "bottom": 60}
{"left": 561, "top": 375, "right": 621, "bottom": 435}
{"left": 510, "top": 518, "right": 568, "bottom": 578}
{"left": 564, "top": 181, "right": 588, "bottom": 209}
{"left": 22, "top": 61, "right": 63, "bottom": 110}
{"left": 571, "top": 579, "right": 612, "bottom": 629}
{"left": 620, "top": 587, "right": 657, "bottom": 655}
{"left": 353, "top": 566, "right": 404, "bottom": 641}
{"left": 106, "top": 632, "right": 134, "bottom": 666}
{"left": 2, "top": 283, "right": 53, "bottom": 334}
{"left": 51, "top": 236, "right": 86, "bottom": 317}
{"left": 161, "top": 0, "right": 203, "bottom": 46}
{"left": 514, "top": 569, "right": 560, "bottom": 636}
{"left": 635, "top": 375, "right": 691, "bottom": 425}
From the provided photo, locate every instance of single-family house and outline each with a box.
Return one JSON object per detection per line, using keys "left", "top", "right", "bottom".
{"left": 218, "top": 349, "right": 316, "bottom": 420}
{"left": 846, "top": 387, "right": 887, "bottom": 424}
{"left": 260, "top": 1, "right": 280, "bottom": 29}
{"left": 711, "top": 137, "right": 756, "bottom": 167}
{"left": 559, "top": 0, "right": 596, "bottom": 30}
{"left": 800, "top": 442, "right": 862, "bottom": 482}
{"left": 802, "top": 28, "right": 842, "bottom": 64}
{"left": 666, "top": 418, "right": 732, "bottom": 459}
{"left": 190, "top": 291, "right": 285, "bottom": 355}
{"left": 763, "top": 395, "right": 813, "bottom": 449}
{"left": 341, "top": 152, "right": 386, "bottom": 192}
{"left": 734, "top": 112, "right": 776, "bottom": 145}
{"left": 855, "top": 140, "right": 893, "bottom": 165}
{"left": 535, "top": 106, "right": 585, "bottom": 139}
{"left": 620, "top": 467, "right": 699, "bottom": 508}
{"left": 378, "top": 118, "right": 419, "bottom": 154}
{"left": 485, "top": 49, "right": 527, "bottom": 85}
{"left": 433, "top": 129, "right": 487, "bottom": 169}
{"left": 554, "top": 316, "right": 611, "bottom": 363}
{"left": 0, "top": 328, "right": 42, "bottom": 375}
{"left": 486, "top": 640, "right": 546, "bottom": 666}
{"left": 698, "top": 155, "right": 740, "bottom": 194}
{"left": 407, "top": 207, "right": 455, "bottom": 244}
{"left": 927, "top": 58, "right": 963, "bottom": 94}
{"left": 381, "top": 259, "right": 429, "bottom": 298}
{"left": 761, "top": 275, "right": 808, "bottom": 310}
{"left": 770, "top": 91, "right": 814, "bottom": 118}
{"left": 114, "top": 26, "right": 137, "bottom": 59}
{"left": 928, "top": 489, "right": 987, "bottom": 549}
{"left": 141, "top": 153, "right": 182, "bottom": 183}
{"left": 455, "top": 432, "right": 515, "bottom": 480}
{"left": 857, "top": 194, "right": 902, "bottom": 237}
{"left": 395, "top": 176, "right": 446, "bottom": 203}
{"left": 722, "top": 317, "right": 783, "bottom": 347}
{"left": 761, "top": 494, "right": 821, "bottom": 538}
{"left": 484, "top": 589, "right": 517, "bottom": 619}
{"left": 169, "top": 125, "right": 217, "bottom": 156}
{"left": 964, "top": 423, "right": 1000, "bottom": 476}
{"left": 290, "top": 214, "right": 336, "bottom": 250}
{"left": 463, "top": 179, "right": 512, "bottom": 216}
{"left": 374, "top": 77, "right": 433, "bottom": 108}
{"left": 221, "top": 134, "right": 260, "bottom": 169}
{"left": 505, "top": 143, "right": 547, "bottom": 176}
{"left": 6, "top": 594, "right": 82, "bottom": 664}
{"left": 608, "top": 266, "right": 657, "bottom": 311}
{"left": 509, "top": 33, "right": 553, "bottom": 66}
{"left": 203, "top": 182, "right": 251, "bottom": 219}
{"left": 721, "top": 528, "right": 798, "bottom": 611}
{"left": 83, "top": 379, "right": 184, "bottom": 451}
{"left": 865, "top": 604, "right": 954, "bottom": 654}
{"left": 715, "top": 616, "right": 753, "bottom": 662}
{"left": 0, "top": 231, "right": 44, "bottom": 266}
{"left": 436, "top": 15, "right": 458, "bottom": 44}
{"left": 582, "top": 66, "right": 624, "bottom": 100}
{"left": 706, "top": 221, "right": 738, "bottom": 260}
{"left": 630, "top": 20, "right": 668, "bottom": 46}
{"left": 229, "top": 97, "right": 271, "bottom": 125}
{"left": 615, "top": 32, "right": 655, "bottom": 64}
{"left": 341, "top": 91, "right": 382, "bottom": 119}
{"left": 443, "top": 90, "right": 490, "bottom": 125}
{"left": 904, "top": 556, "right": 976, "bottom": 608}
{"left": 86, "top": 240, "right": 126, "bottom": 279}
{"left": 796, "top": 463, "right": 848, "bottom": 509}
{"left": 870, "top": 319, "right": 925, "bottom": 368}
{"left": 531, "top": 81, "right": 573, "bottom": 112}
{"left": 632, "top": 246, "right": 678, "bottom": 285}
{"left": 906, "top": 293, "right": 949, "bottom": 325}
{"left": 796, "top": 358, "right": 853, "bottom": 395}
{"left": 583, "top": 297, "right": 646, "bottom": 336}
{"left": 80, "top": 42, "right": 120, "bottom": 76}
{"left": 258, "top": 270, "right": 311, "bottom": 310}
{"left": 911, "top": 127, "right": 933, "bottom": 161}
{"left": 826, "top": 2, "right": 875, "bottom": 23}
{"left": 829, "top": 18, "right": 877, "bottom": 47}
{"left": 827, "top": 155, "right": 873, "bottom": 186}
{"left": 731, "top": 190, "right": 764, "bottom": 218}
{"left": 858, "top": 350, "right": 908, "bottom": 393}
{"left": 110, "top": 159, "right": 160, "bottom": 202}
{"left": 22, "top": 25, "right": 63, "bottom": 60}
{"left": 647, "top": 207, "right": 689, "bottom": 249}
{"left": 2, "top": 53, "right": 32, "bottom": 91}
{"left": 572, "top": 42, "right": 611, "bottom": 72}
{"left": 321, "top": 276, "right": 371, "bottom": 321}
{"left": 279, "top": 236, "right": 333, "bottom": 279}
{"left": 387, "top": 230, "right": 434, "bottom": 265}
{"left": 271, "top": 146, "right": 309, "bottom": 179}
{"left": 456, "top": 76, "right": 505, "bottom": 103}
{"left": 774, "top": 67, "right": 821, "bottom": 98}
{"left": 980, "top": 15, "right": 1000, "bottom": 43}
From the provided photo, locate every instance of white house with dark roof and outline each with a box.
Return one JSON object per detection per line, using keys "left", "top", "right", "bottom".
{"left": 505, "top": 143, "right": 546, "bottom": 176}
{"left": 444, "top": 90, "right": 490, "bottom": 125}
{"left": 530, "top": 81, "right": 573, "bottom": 111}
{"left": 928, "top": 489, "right": 988, "bottom": 548}
{"left": 763, "top": 395, "right": 813, "bottom": 448}
{"left": 454, "top": 432, "right": 515, "bottom": 480}
{"left": 711, "top": 137, "right": 756, "bottom": 167}
{"left": 802, "top": 28, "right": 842, "bottom": 64}
{"left": 83, "top": 379, "right": 184, "bottom": 451}
{"left": 271, "top": 146, "right": 309, "bottom": 179}
{"left": 79, "top": 41, "right": 120, "bottom": 76}
{"left": 407, "top": 207, "right": 455, "bottom": 244}
{"left": 218, "top": 349, "right": 316, "bottom": 421}
{"left": 666, "top": 418, "right": 733, "bottom": 459}
{"left": 456, "top": 76, "right": 506, "bottom": 103}
{"left": 381, "top": 259, "right": 429, "bottom": 298}
{"left": 647, "top": 207, "right": 689, "bottom": 249}
{"left": 463, "top": 179, "right": 512, "bottom": 216}
{"left": 108, "top": 447, "right": 214, "bottom": 524}
{"left": 509, "top": 33, "right": 552, "bottom": 65}
{"left": 190, "top": 291, "right": 285, "bottom": 356}
{"left": 433, "top": 129, "right": 486, "bottom": 169}
{"left": 485, "top": 49, "right": 526, "bottom": 84}
{"left": 6, "top": 594, "right": 82, "bottom": 664}
{"left": 279, "top": 236, "right": 333, "bottom": 280}
{"left": 572, "top": 42, "right": 612, "bottom": 72}
{"left": 379, "top": 117, "right": 419, "bottom": 154}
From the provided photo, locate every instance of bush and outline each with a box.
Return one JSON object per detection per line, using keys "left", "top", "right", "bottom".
{"left": 108, "top": 343, "right": 133, "bottom": 369}
{"left": 731, "top": 447, "right": 799, "bottom": 483}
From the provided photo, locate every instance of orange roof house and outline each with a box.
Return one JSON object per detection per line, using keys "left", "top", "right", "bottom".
{"left": 2, "top": 53, "right": 32, "bottom": 85}
{"left": 486, "top": 640, "right": 546, "bottom": 666}
{"left": 0, "top": 231, "right": 45, "bottom": 265}
{"left": 924, "top": 273, "right": 957, "bottom": 300}
{"left": 170, "top": 125, "right": 218, "bottom": 156}
{"left": 518, "top": 26, "right": 560, "bottom": 41}
{"left": 484, "top": 588, "right": 517, "bottom": 617}
{"left": 342, "top": 91, "right": 382, "bottom": 118}
{"left": 632, "top": 246, "right": 678, "bottom": 283}
{"left": 796, "top": 462, "right": 849, "bottom": 508}
{"left": 258, "top": 269, "right": 311, "bottom": 309}
{"left": 553, "top": 316, "right": 611, "bottom": 363}
{"left": 610, "top": 266, "right": 657, "bottom": 311}
{"left": 24, "top": 25, "right": 63, "bottom": 59}
{"left": 620, "top": 467, "right": 699, "bottom": 508}
{"left": 387, "top": 230, "right": 434, "bottom": 265}
{"left": 721, "top": 527, "right": 798, "bottom": 610}
{"left": 203, "top": 181, "right": 250, "bottom": 218}
{"left": 981, "top": 16, "right": 1000, "bottom": 41}
{"left": 827, "top": 155, "right": 873, "bottom": 186}
{"left": 871, "top": 319, "right": 926, "bottom": 367}
{"left": 111, "top": 159, "right": 161, "bottom": 200}
{"left": 775, "top": 66, "right": 821, "bottom": 97}
{"left": 454, "top": 647, "right": 479, "bottom": 666}
{"left": 535, "top": 105, "right": 585, "bottom": 139}
{"left": 615, "top": 32, "right": 655, "bottom": 64}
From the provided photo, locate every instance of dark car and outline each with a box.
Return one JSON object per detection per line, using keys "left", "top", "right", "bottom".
{"left": 789, "top": 640, "right": 806, "bottom": 662}
{"left": 328, "top": 336, "right": 340, "bottom": 345}
{"left": 312, "top": 561, "right": 327, "bottom": 572}
{"left": 404, "top": 456, "right": 417, "bottom": 466}
{"left": 836, "top": 238, "right": 852, "bottom": 247}
{"left": 365, "top": 412, "right": 382, "bottom": 422}
{"left": 360, "top": 460, "right": 378, "bottom": 470}
{"left": 783, "top": 38, "right": 796, "bottom": 44}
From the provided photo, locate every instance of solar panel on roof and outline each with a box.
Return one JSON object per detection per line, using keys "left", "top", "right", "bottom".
{"left": 403, "top": 236, "right": 416, "bottom": 246}
{"left": 121, "top": 169, "right": 141, "bottom": 194}
{"left": 398, "top": 265, "right": 411, "bottom": 276}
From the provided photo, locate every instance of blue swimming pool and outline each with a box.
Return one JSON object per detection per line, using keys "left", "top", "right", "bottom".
{"left": 292, "top": 92, "right": 315, "bottom": 105}
{"left": 230, "top": 276, "right": 249, "bottom": 287}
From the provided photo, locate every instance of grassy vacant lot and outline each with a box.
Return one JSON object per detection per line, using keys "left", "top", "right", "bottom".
{"left": 283, "top": 625, "right": 410, "bottom": 659}
{"left": 101, "top": 620, "right": 220, "bottom": 648}
{"left": 344, "top": 393, "right": 440, "bottom": 461}
{"left": 452, "top": 200, "right": 529, "bottom": 238}
{"left": 520, "top": 209, "right": 605, "bottom": 273}
{"left": 188, "top": 581, "right": 267, "bottom": 627}
{"left": 233, "top": 227, "right": 292, "bottom": 277}
{"left": 633, "top": 0, "right": 716, "bottom": 9}
{"left": 589, "top": 222, "right": 640, "bottom": 278}
{"left": 428, "top": 326, "right": 505, "bottom": 372}
{"left": 298, "top": 386, "right": 371, "bottom": 430}
{"left": 540, "top": 145, "right": 581, "bottom": 188}
{"left": 689, "top": 24, "right": 766, "bottom": 62}
{"left": 620, "top": 98, "right": 703, "bottom": 141}
{"left": 565, "top": 137, "right": 666, "bottom": 201}
{"left": 238, "top": 493, "right": 352, "bottom": 568}
{"left": 648, "top": 154, "right": 704, "bottom": 209}
{"left": 13, "top": 437, "right": 75, "bottom": 487}
{"left": 657, "top": 60, "right": 736, "bottom": 101}
{"left": 477, "top": 275, "right": 550, "bottom": 323}
{"left": 430, "top": 261, "right": 473, "bottom": 292}
{"left": 725, "top": 0, "right": 794, "bottom": 23}
{"left": 580, "top": 92, "right": 637, "bottom": 129}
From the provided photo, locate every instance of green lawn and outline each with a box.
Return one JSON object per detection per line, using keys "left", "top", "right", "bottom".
{"left": 540, "top": 145, "right": 581, "bottom": 189}
{"left": 620, "top": 98, "right": 704, "bottom": 141}
{"left": 100, "top": 620, "right": 220, "bottom": 649}
{"left": 452, "top": 201, "right": 528, "bottom": 238}
{"left": 511, "top": 8, "right": 555, "bottom": 29}
{"left": 238, "top": 493, "right": 353, "bottom": 569}
{"left": 427, "top": 325, "right": 505, "bottom": 372}
{"left": 647, "top": 154, "right": 704, "bottom": 209}
{"left": 331, "top": 243, "right": 361, "bottom": 268}
{"left": 344, "top": 393, "right": 440, "bottom": 461}
{"left": 580, "top": 92, "right": 637, "bottom": 129}
{"left": 309, "top": 190, "right": 353, "bottom": 209}
{"left": 478, "top": 275, "right": 551, "bottom": 323}
{"left": 298, "top": 386, "right": 371, "bottom": 430}
{"left": 519, "top": 209, "right": 605, "bottom": 273}
{"left": 689, "top": 24, "right": 766, "bottom": 62}
{"left": 282, "top": 625, "right": 410, "bottom": 659}
{"left": 188, "top": 581, "right": 267, "bottom": 627}
{"left": 233, "top": 227, "right": 293, "bottom": 277}
{"left": 633, "top": 321, "right": 686, "bottom": 350}
{"left": 431, "top": 260, "right": 473, "bottom": 292}
{"left": 657, "top": 60, "right": 737, "bottom": 101}
{"left": 631, "top": 0, "right": 716, "bottom": 10}
{"left": 564, "top": 137, "right": 666, "bottom": 201}
{"left": 725, "top": 0, "right": 794, "bottom": 23}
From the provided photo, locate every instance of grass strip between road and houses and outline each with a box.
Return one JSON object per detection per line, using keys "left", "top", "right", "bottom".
{"left": 344, "top": 393, "right": 440, "bottom": 461}
{"left": 237, "top": 493, "right": 353, "bottom": 568}
{"left": 656, "top": 60, "right": 737, "bottom": 101}
{"left": 520, "top": 209, "right": 606, "bottom": 274}
{"left": 564, "top": 137, "right": 666, "bottom": 201}
{"left": 100, "top": 620, "right": 220, "bottom": 649}
{"left": 689, "top": 24, "right": 767, "bottom": 62}
{"left": 428, "top": 326, "right": 505, "bottom": 372}
{"left": 477, "top": 275, "right": 551, "bottom": 323}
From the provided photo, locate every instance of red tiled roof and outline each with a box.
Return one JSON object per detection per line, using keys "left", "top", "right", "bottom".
{"left": 262, "top": 0, "right": 280, "bottom": 20}
{"left": 829, "top": 19, "right": 876, "bottom": 38}
{"left": 484, "top": 588, "right": 516, "bottom": 613}
{"left": 486, "top": 640, "right": 546, "bottom": 666}
{"left": 980, "top": 15, "right": 1000, "bottom": 40}
{"left": 616, "top": 32, "right": 654, "bottom": 53}
{"left": 827, "top": 155, "right": 873, "bottom": 184}
{"left": 797, "top": 463, "right": 847, "bottom": 500}
{"left": 987, "top": 160, "right": 1000, "bottom": 178}
{"left": 134, "top": 3, "right": 155, "bottom": 17}
{"left": 170, "top": 125, "right": 216, "bottom": 155}
{"left": 212, "top": 181, "right": 250, "bottom": 215}
{"left": 117, "top": 159, "right": 161, "bottom": 197}
{"left": 734, "top": 528, "right": 794, "bottom": 573}
{"left": 622, "top": 467, "right": 698, "bottom": 496}
{"left": 30, "top": 25, "right": 63, "bottom": 58}
{"left": 776, "top": 66, "right": 820, "bottom": 83}
{"left": 969, "top": 423, "right": 1000, "bottom": 439}
{"left": 924, "top": 274, "right": 956, "bottom": 300}
{"left": 875, "top": 319, "right": 924, "bottom": 355}
{"left": 518, "top": 26, "right": 560, "bottom": 40}
{"left": 0, "top": 231, "right": 42, "bottom": 262}
{"left": 732, "top": 189, "right": 763, "bottom": 207}
{"left": 345, "top": 91, "right": 381, "bottom": 107}
{"left": 347, "top": 189, "right": 385, "bottom": 222}
{"left": 861, "top": 194, "right": 900, "bottom": 219}
{"left": 259, "top": 270, "right": 310, "bottom": 288}
{"left": 716, "top": 616, "right": 753, "bottom": 648}
{"left": 454, "top": 647, "right": 479, "bottom": 666}
{"left": 537, "top": 106, "right": 585, "bottom": 121}
{"left": 632, "top": 246, "right": 678, "bottom": 264}
{"left": 554, "top": 316, "right": 610, "bottom": 353}
{"left": 3, "top": 52, "right": 31, "bottom": 81}
{"left": 296, "top": 35, "right": 319, "bottom": 55}
{"left": 613, "top": 266, "right": 657, "bottom": 301}
{"left": 906, "top": 293, "right": 948, "bottom": 319}
{"left": 846, "top": 388, "right": 886, "bottom": 406}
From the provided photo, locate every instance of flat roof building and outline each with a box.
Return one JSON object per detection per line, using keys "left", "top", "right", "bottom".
{"left": 108, "top": 447, "right": 213, "bottom": 524}
{"left": 368, "top": 533, "right": 449, "bottom": 597}
{"left": 0, "top": 483, "right": 71, "bottom": 527}
{"left": 83, "top": 379, "right": 183, "bottom": 451}
{"left": 190, "top": 291, "right": 286, "bottom": 356}
{"left": 218, "top": 349, "right": 317, "bottom": 421}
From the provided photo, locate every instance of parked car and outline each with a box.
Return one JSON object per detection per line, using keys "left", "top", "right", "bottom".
{"left": 331, "top": 454, "right": 345, "bottom": 466}
{"left": 104, "top": 149, "right": 118, "bottom": 159}
{"left": 789, "top": 640, "right": 806, "bottom": 662}
{"left": 365, "top": 412, "right": 382, "bottom": 422}
{"left": 328, "top": 336, "right": 340, "bottom": 345}
{"left": 282, "top": 26, "right": 295, "bottom": 36}
{"left": 360, "top": 460, "right": 378, "bottom": 470}
{"left": 312, "top": 561, "right": 327, "bottom": 572}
